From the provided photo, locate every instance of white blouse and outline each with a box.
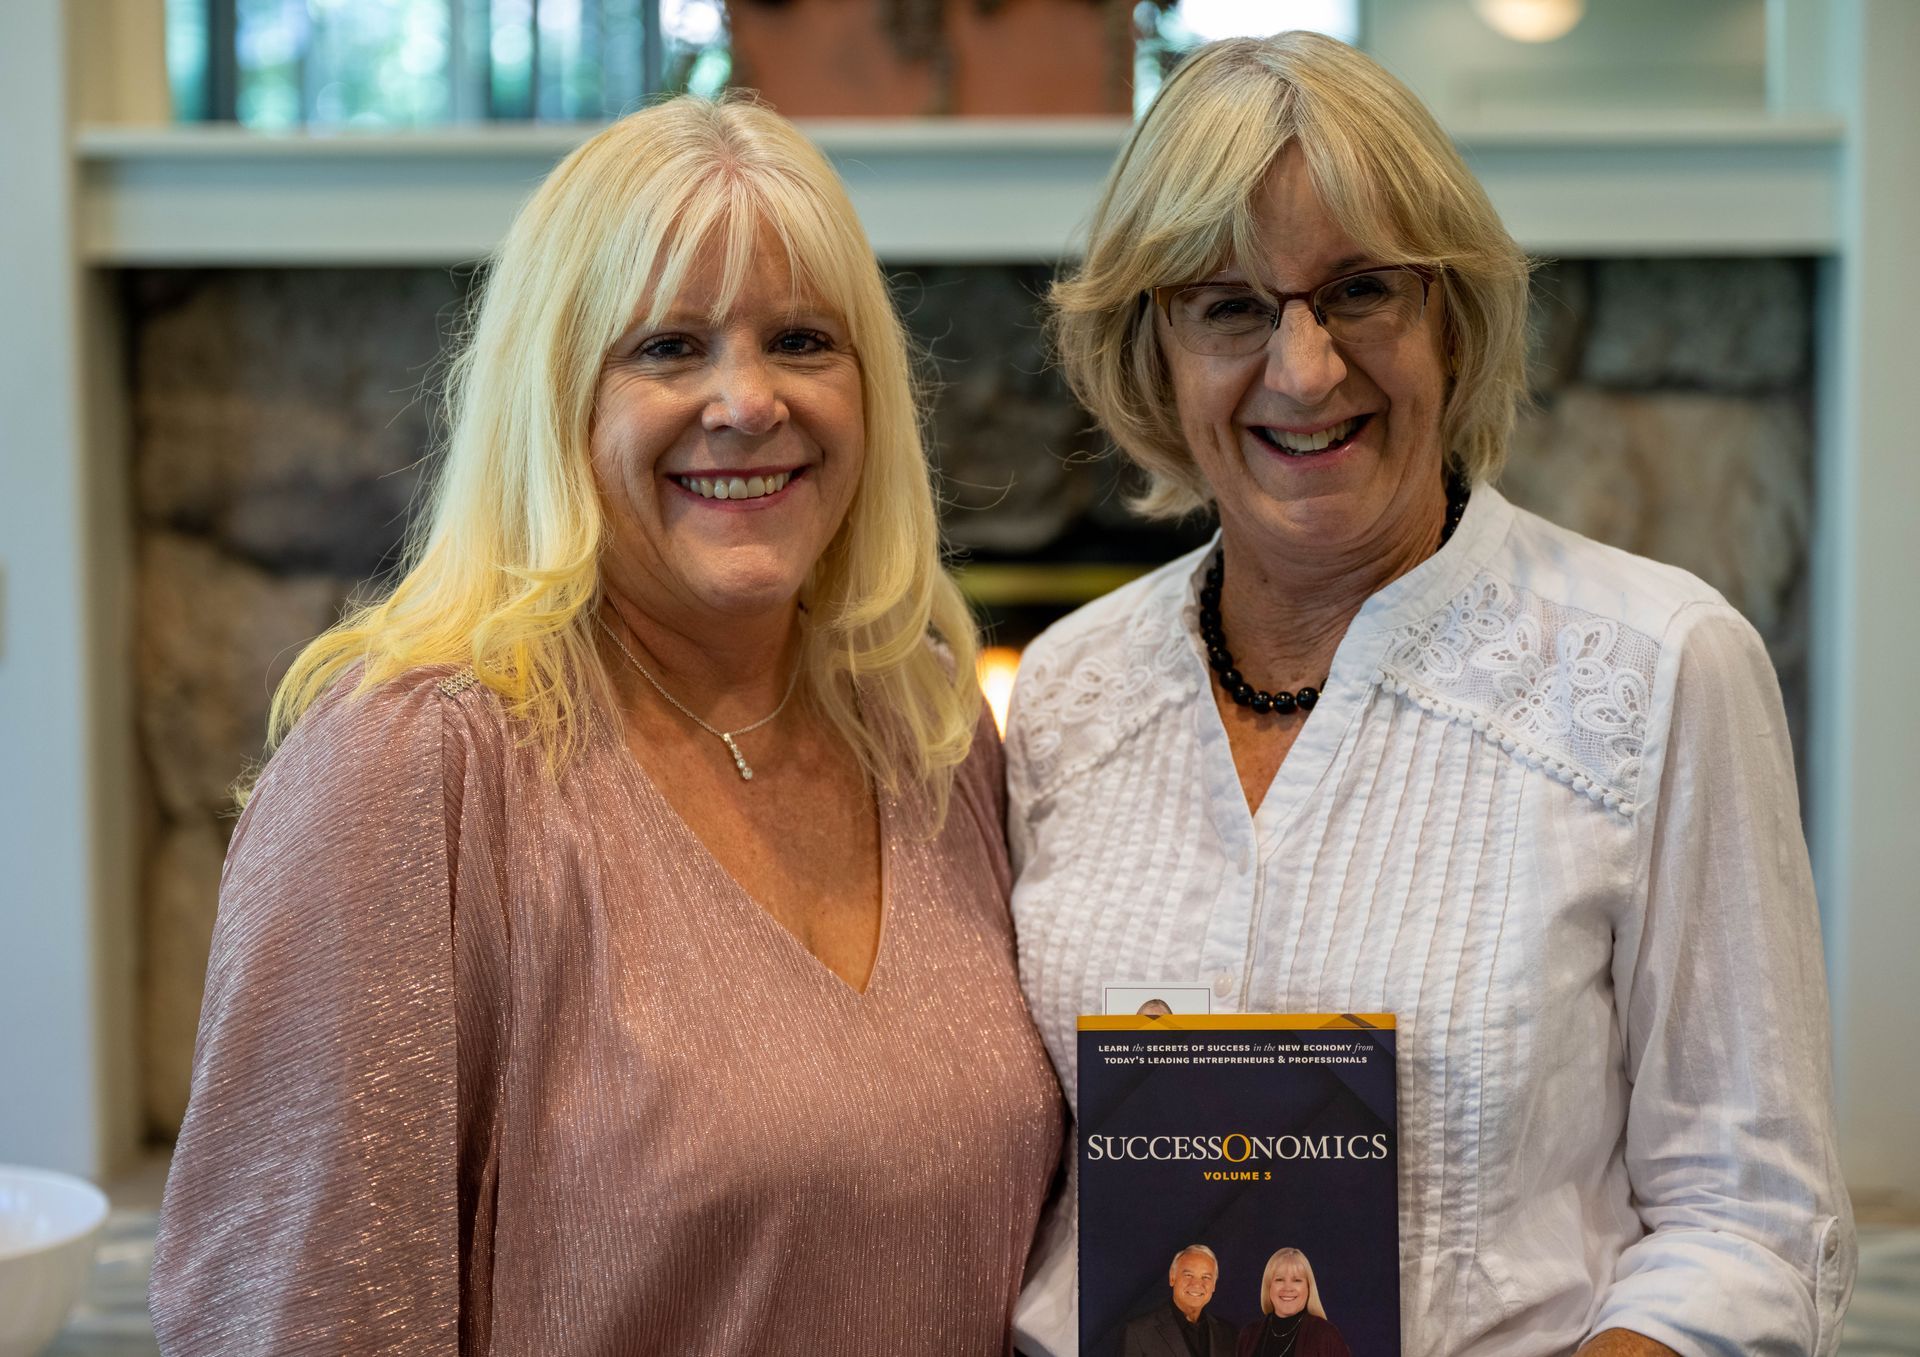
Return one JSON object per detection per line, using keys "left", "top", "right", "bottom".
{"left": 1007, "top": 486, "right": 1854, "bottom": 1357}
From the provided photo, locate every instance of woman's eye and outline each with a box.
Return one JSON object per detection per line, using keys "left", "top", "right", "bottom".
{"left": 1205, "top": 297, "right": 1267, "bottom": 322}
{"left": 1335, "top": 275, "right": 1389, "bottom": 301}
{"left": 636, "top": 335, "right": 697, "bottom": 361}
{"left": 772, "top": 329, "right": 834, "bottom": 356}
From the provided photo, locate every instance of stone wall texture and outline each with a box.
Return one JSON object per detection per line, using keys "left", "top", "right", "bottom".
{"left": 126, "top": 257, "right": 1816, "bottom": 1138}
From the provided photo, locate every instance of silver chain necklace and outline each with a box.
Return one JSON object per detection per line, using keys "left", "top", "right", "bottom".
{"left": 599, "top": 618, "right": 802, "bottom": 781}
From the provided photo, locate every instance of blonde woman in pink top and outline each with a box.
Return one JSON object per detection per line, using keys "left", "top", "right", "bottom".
{"left": 150, "top": 96, "right": 1064, "bottom": 1355}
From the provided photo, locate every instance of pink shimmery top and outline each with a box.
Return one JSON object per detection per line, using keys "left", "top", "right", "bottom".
{"left": 150, "top": 668, "right": 1065, "bottom": 1355}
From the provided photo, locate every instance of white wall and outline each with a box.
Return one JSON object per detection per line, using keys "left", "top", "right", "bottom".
{"left": 0, "top": 0, "right": 141, "bottom": 1180}
{"left": 1810, "top": 0, "right": 1920, "bottom": 1198}
{"left": 1366, "top": 0, "right": 1767, "bottom": 120}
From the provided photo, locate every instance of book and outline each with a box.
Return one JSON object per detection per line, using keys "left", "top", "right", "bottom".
{"left": 1077, "top": 1013, "right": 1400, "bottom": 1357}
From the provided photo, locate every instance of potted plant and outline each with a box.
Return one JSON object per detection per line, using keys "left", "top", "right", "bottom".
{"left": 726, "top": 0, "right": 1165, "bottom": 117}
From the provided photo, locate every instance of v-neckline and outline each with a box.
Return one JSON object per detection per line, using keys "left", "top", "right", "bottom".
{"left": 1192, "top": 641, "right": 1357, "bottom": 853}
{"left": 1182, "top": 571, "right": 1366, "bottom": 856}
{"left": 1182, "top": 487, "right": 1508, "bottom": 856}
{"left": 606, "top": 724, "right": 895, "bottom": 1000}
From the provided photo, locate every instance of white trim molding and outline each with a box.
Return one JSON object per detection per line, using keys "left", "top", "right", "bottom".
{"left": 76, "top": 113, "right": 1844, "bottom": 266}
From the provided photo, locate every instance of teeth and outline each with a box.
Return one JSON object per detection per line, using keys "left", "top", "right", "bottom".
{"left": 676, "top": 471, "right": 792, "bottom": 501}
{"left": 1261, "top": 416, "right": 1361, "bottom": 454}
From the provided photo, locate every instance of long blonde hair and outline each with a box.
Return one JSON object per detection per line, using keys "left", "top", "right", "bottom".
{"left": 264, "top": 96, "right": 980, "bottom": 819}
{"left": 1052, "top": 32, "right": 1532, "bottom": 517}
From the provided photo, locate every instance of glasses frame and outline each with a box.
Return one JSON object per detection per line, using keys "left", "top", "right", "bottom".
{"left": 1149, "top": 264, "right": 1438, "bottom": 355}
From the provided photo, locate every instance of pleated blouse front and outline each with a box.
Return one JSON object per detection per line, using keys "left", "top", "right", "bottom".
{"left": 1007, "top": 487, "right": 1852, "bottom": 1357}
{"left": 150, "top": 672, "right": 1064, "bottom": 1356}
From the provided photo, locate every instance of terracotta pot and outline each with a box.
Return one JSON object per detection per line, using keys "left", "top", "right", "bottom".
{"left": 726, "top": 0, "right": 1132, "bottom": 117}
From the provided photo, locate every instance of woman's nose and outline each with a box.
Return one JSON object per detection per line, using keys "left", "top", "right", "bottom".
{"left": 1263, "top": 301, "right": 1347, "bottom": 406}
{"left": 702, "top": 352, "right": 786, "bottom": 436}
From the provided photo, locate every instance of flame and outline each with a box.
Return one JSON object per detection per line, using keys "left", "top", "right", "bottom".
{"left": 976, "top": 646, "right": 1023, "bottom": 737}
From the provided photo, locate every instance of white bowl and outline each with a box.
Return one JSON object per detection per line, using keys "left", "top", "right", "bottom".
{"left": 0, "top": 1165, "right": 109, "bottom": 1357}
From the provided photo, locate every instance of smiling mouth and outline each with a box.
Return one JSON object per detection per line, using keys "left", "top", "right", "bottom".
{"left": 1251, "top": 414, "right": 1369, "bottom": 456}
{"left": 671, "top": 469, "right": 798, "bottom": 501}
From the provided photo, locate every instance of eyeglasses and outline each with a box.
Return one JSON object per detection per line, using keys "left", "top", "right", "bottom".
{"left": 1150, "top": 265, "right": 1436, "bottom": 357}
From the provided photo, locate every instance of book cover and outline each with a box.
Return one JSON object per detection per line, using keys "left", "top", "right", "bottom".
{"left": 1077, "top": 1014, "right": 1400, "bottom": 1357}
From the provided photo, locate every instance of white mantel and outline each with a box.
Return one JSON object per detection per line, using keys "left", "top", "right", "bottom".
{"left": 75, "top": 112, "right": 1845, "bottom": 265}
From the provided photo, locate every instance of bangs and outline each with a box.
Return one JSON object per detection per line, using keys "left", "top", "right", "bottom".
{"left": 1136, "top": 47, "right": 1461, "bottom": 297}
{"left": 633, "top": 170, "right": 860, "bottom": 334}
{"left": 1297, "top": 125, "right": 1452, "bottom": 271}
{"left": 1121, "top": 64, "right": 1302, "bottom": 296}
{"left": 1191, "top": 128, "right": 1436, "bottom": 300}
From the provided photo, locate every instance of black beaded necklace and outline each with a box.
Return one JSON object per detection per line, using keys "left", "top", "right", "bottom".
{"left": 1200, "top": 473, "right": 1471, "bottom": 717}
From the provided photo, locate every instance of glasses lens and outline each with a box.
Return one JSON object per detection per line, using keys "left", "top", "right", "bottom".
{"left": 1167, "top": 284, "right": 1278, "bottom": 356}
{"left": 1315, "top": 269, "right": 1426, "bottom": 344}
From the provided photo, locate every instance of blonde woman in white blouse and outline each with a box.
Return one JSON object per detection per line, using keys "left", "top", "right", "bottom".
{"left": 1007, "top": 33, "right": 1853, "bottom": 1357}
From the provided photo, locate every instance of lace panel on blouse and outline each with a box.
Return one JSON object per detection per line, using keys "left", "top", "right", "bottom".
{"left": 1011, "top": 590, "right": 1200, "bottom": 813}
{"left": 1377, "top": 573, "right": 1658, "bottom": 817}
{"left": 1016, "top": 568, "right": 1660, "bottom": 821}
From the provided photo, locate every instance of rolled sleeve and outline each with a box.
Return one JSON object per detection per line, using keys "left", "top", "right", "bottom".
{"left": 1597, "top": 602, "right": 1855, "bottom": 1355}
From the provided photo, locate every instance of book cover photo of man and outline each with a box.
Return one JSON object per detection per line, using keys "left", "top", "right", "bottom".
{"left": 1121, "top": 1245, "right": 1236, "bottom": 1357}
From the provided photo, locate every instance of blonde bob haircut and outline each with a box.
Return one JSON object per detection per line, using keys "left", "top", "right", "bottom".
{"left": 265, "top": 95, "right": 980, "bottom": 821}
{"left": 1051, "top": 32, "right": 1531, "bottom": 518}
{"left": 1258, "top": 1246, "right": 1328, "bottom": 1320}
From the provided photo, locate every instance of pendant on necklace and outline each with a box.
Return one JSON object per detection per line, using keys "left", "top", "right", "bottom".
{"left": 721, "top": 732, "right": 754, "bottom": 781}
